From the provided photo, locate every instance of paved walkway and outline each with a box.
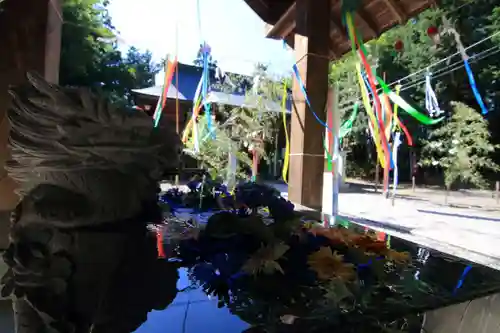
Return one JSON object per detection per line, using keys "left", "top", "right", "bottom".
{"left": 270, "top": 182, "right": 500, "bottom": 270}
{"left": 160, "top": 181, "right": 500, "bottom": 269}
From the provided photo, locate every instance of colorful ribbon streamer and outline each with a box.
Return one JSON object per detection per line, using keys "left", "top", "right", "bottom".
{"left": 425, "top": 73, "right": 443, "bottom": 117}
{"left": 454, "top": 265, "right": 472, "bottom": 294}
{"left": 281, "top": 82, "right": 290, "bottom": 183}
{"left": 346, "top": 12, "right": 389, "bottom": 169}
{"left": 201, "top": 44, "right": 215, "bottom": 138}
{"left": 442, "top": 18, "right": 488, "bottom": 115}
{"left": 355, "top": 64, "right": 386, "bottom": 167}
{"left": 348, "top": 14, "right": 391, "bottom": 168}
{"left": 292, "top": 64, "right": 332, "bottom": 132}
{"left": 339, "top": 102, "right": 359, "bottom": 142}
{"left": 464, "top": 59, "right": 488, "bottom": 115}
{"left": 391, "top": 132, "right": 402, "bottom": 200}
{"left": 153, "top": 58, "right": 178, "bottom": 127}
{"left": 376, "top": 77, "right": 444, "bottom": 125}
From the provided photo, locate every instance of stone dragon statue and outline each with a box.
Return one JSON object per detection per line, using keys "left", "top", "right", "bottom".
{"left": 1, "top": 73, "right": 180, "bottom": 332}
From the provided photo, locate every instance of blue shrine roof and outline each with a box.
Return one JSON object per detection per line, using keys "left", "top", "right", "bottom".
{"left": 131, "top": 62, "right": 291, "bottom": 113}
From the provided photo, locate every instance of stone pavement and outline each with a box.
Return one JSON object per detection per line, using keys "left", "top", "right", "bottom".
{"left": 160, "top": 181, "right": 500, "bottom": 270}
{"left": 270, "top": 182, "right": 500, "bottom": 270}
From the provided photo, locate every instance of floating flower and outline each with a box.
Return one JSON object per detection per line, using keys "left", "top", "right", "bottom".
{"left": 386, "top": 249, "right": 411, "bottom": 264}
{"left": 307, "top": 247, "right": 355, "bottom": 281}
{"left": 351, "top": 235, "right": 389, "bottom": 255}
{"left": 308, "top": 227, "right": 359, "bottom": 246}
{"left": 241, "top": 243, "right": 290, "bottom": 276}
{"left": 280, "top": 314, "right": 298, "bottom": 325}
{"left": 394, "top": 39, "right": 404, "bottom": 52}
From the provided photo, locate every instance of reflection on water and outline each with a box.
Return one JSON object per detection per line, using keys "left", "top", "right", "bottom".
{"left": 3, "top": 208, "right": 500, "bottom": 332}
{"left": 2, "top": 221, "right": 179, "bottom": 333}
{"left": 134, "top": 208, "right": 500, "bottom": 333}
{"left": 133, "top": 268, "right": 251, "bottom": 333}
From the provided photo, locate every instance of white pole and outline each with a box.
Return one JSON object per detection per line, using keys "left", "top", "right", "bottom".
{"left": 322, "top": 84, "right": 340, "bottom": 226}
{"left": 332, "top": 83, "right": 341, "bottom": 222}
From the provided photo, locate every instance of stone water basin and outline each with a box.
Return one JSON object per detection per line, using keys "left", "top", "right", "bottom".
{"left": 130, "top": 207, "right": 500, "bottom": 333}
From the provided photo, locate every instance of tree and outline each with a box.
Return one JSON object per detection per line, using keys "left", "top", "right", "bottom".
{"left": 420, "top": 101, "right": 499, "bottom": 191}
{"left": 193, "top": 43, "right": 218, "bottom": 70}
{"left": 185, "top": 64, "right": 286, "bottom": 181}
{"left": 329, "top": 2, "right": 500, "bottom": 183}
{"left": 59, "top": 0, "right": 161, "bottom": 105}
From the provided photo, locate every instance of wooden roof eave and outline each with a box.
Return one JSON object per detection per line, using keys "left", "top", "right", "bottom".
{"left": 253, "top": 0, "right": 438, "bottom": 59}
{"left": 266, "top": 2, "right": 296, "bottom": 40}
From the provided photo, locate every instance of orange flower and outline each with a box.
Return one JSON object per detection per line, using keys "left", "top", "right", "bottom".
{"left": 386, "top": 249, "right": 411, "bottom": 264}
{"left": 308, "top": 247, "right": 355, "bottom": 281}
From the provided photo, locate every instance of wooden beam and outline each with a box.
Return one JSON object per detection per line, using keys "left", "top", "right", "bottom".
{"left": 289, "top": 0, "right": 331, "bottom": 208}
{"left": 284, "top": 33, "right": 295, "bottom": 48}
{"left": 329, "top": 31, "right": 339, "bottom": 59}
{"left": 243, "top": 0, "right": 269, "bottom": 23}
{"left": 331, "top": 17, "right": 348, "bottom": 41}
{"left": 356, "top": 10, "right": 378, "bottom": 38}
{"left": 381, "top": 0, "right": 407, "bottom": 24}
{"left": 266, "top": 2, "right": 296, "bottom": 39}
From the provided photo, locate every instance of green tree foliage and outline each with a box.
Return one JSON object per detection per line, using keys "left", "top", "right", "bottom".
{"left": 331, "top": 1, "right": 500, "bottom": 184}
{"left": 184, "top": 116, "right": 251, "bottom": 180}
{"left": 185, "top": 64, "right": 286, "bottom": 180}
{"left": 59, "top": 0, "right": 160, "bottom": 104}
{"left": 420, "top": 102, "right": 499, "bottom": 189}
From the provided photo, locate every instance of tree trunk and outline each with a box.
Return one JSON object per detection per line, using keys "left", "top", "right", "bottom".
{"left": 445, "top": 184, "right": 450, "bottom": 205}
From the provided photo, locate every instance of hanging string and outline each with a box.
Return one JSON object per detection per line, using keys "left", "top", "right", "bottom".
{"left": 290, "top": 61, "right": 360, "bottom": 169}
{"left": 291, "top": 64, "right": 331, "bottom": 132}
{"left": 196, "top": 0, "right": 203, "bottom": 42}
{"left": 400, "top": 45, "right": 500, "bottom": 93}
{"left": 338, "top": 41, "right": 500, "bottom": 111}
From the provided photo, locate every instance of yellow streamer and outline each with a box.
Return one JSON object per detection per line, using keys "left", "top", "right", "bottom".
{"left": 281, "top": 83, "right": 290, "bottom": 183}
{"left": 392, "top": 84, "right": 402, "bottom": 131}
{"left": 383, "top": 94, "right": 393, "bottom": 141}
{"left": 355, "top": 63, "right": 385, "bottom": 167}
{"left": 181, "top": 95, "right": 203, "bottom": 143}
{"left": 346, "top": 14, "right": 385, "bottom": 167}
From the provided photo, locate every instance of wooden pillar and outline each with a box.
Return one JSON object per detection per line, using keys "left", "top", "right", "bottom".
{"left": 288, "top": 0, "right": 331, "bottom": 208}
{"left": 0, "top": 0, "right": 62, "bottom": 247}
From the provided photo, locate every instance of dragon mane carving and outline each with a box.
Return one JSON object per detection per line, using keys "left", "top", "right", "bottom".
{"left": 1, "top": 73, "right": 181, "bottom": 332}
{"left": 6, "top": 72, "right": 180, "bottom": 227}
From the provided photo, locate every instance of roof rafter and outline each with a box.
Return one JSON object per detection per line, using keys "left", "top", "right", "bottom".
{"left": 380, "top": 0, "right": 407, "bottom": 24}
{"left": 266, "top": 2, "right": 296, "bottom": 39}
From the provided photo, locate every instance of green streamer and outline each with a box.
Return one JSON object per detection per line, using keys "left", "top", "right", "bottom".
{"left": 376, "top": 77, "right": 444, "bottom": 125}
{"left": 323, "top": 102, "right": 360, "bottom": 165}
{"left": 339, "top": 102, "right": 359, "bottom": 139}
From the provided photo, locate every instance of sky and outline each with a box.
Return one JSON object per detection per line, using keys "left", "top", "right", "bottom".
{"left": 107, "top": 0, "right": 295, "bottom": 82}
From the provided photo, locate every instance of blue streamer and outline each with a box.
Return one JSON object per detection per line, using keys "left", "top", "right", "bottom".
{"left": 463, "top": 59, "right": 488, "bottom": 115}
{"left": 453, "top": 265, "right": 472, "bottom": 294}
{"left": 292, "top": 64, "right": 331, "bottom": 132}
{"left": 201, "top": 49, "right": 215, "bottom": 138}
{"left": 357, "top": 256, "right": 384, "bottom": 268}
{"left": 361, "top": 72, "right": 381, "bottom": 122}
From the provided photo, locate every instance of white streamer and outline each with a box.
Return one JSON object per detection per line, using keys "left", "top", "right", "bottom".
{"left": 425, "top": 73, "right": 443, "bottom": 117}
